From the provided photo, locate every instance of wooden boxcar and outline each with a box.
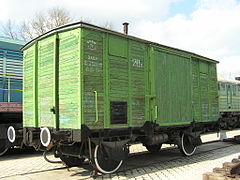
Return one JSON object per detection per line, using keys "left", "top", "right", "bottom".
{"left": 0, "top": 37, "right": 24, "bottom": 155}
{"left": 20, "top": 22, "right": 219, "bottom": 173}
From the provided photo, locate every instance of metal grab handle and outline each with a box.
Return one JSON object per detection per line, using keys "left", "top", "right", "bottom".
{"left": 94, "top": 91, "right": 99, "bottom": 123}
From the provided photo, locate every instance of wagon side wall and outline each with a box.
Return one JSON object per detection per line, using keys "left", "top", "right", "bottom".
{"left": 81, "top": 28, "right": 149, "bottom": 129}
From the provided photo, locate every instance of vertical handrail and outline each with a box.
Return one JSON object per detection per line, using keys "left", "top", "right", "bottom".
{"left": 94, "top": 90, "right": 99, "bottom": 123}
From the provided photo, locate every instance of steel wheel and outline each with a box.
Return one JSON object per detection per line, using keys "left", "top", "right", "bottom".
{"left": 93, "top": 144, "right": 123, "bottom": 174}
{"left": 60, "top": 155, "right": 85, "bottom": 167}
{"left": 145, "top": 144, "right": 162, "bottom": 153}
{"left": 179, "top": 133, "right": 196, "bottom": 156}
{"left": 0, "top": 148, "right": 8, "bottom": 156}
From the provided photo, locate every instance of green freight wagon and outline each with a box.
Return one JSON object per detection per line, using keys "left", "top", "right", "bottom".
{"left": 19, "top": 22, "right": 219, "bottom": 173}
{"left": 218, "top": 76, "right": 240, "bottom": 128}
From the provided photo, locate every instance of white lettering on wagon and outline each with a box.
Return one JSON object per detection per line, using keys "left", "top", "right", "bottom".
{"left": 87, "top": 55, "right": 98, "bottom": 61}
{"left": 86, "top": 40, "right": 97, "bottom": 51}
{"left": 132, "top": 58, "right": 143, "bottom": 68}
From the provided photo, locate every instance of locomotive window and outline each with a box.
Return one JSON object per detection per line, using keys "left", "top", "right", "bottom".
{"left": 110, "top": 101, "right": 127, "bottom": 124}
{"left": 233, "top": 85, "right": 237, "bottom": 96}
{"left": 221, "top": 83, "right": 225, "bottom": 91}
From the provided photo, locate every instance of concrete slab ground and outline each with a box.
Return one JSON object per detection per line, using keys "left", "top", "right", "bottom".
{"left": 0, "top": 130, "right": 240, "bottom": 180}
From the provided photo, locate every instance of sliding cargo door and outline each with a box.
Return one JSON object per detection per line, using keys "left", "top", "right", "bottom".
{"left": 38, "top": 36, "right": 57, "bottom": 128}
{"left": 153, "top": 50, "right": 192, "bottom": 126}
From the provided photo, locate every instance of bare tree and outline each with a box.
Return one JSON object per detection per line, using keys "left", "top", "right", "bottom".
{"left": 1, "top": 8, "right": 114, "bottom": 41}
{"left": 47, "top": 7, "right": 72, "bottom": 29}
{"left": 19, "top": 7, "right": 73, "bottom": 40}
{"left": 31, "top": 13, "right": 47, "bottom": 35}
{"left": 19, "top": 21, "right": 34, "bottom": 41}
{"left": 1, "top": 19, "right": 19, "bottom": 40}
{"left": 1, "top": 8, "right": 73, "bottom": 41}
{"left": 100, "top": 21, "right": 114, "bottom": 30}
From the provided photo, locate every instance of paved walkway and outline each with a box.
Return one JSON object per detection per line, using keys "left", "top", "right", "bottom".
{"left": 0, "top": 130, "right": 240, "bottom": 180}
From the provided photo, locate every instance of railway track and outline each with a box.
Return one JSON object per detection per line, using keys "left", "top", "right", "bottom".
{"left": 1, "top": 137, "right": 240, "bottom": 180}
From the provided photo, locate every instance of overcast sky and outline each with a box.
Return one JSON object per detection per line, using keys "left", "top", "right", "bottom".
{"left": 0, "top": 0, "right": 240, "bottom": 79}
